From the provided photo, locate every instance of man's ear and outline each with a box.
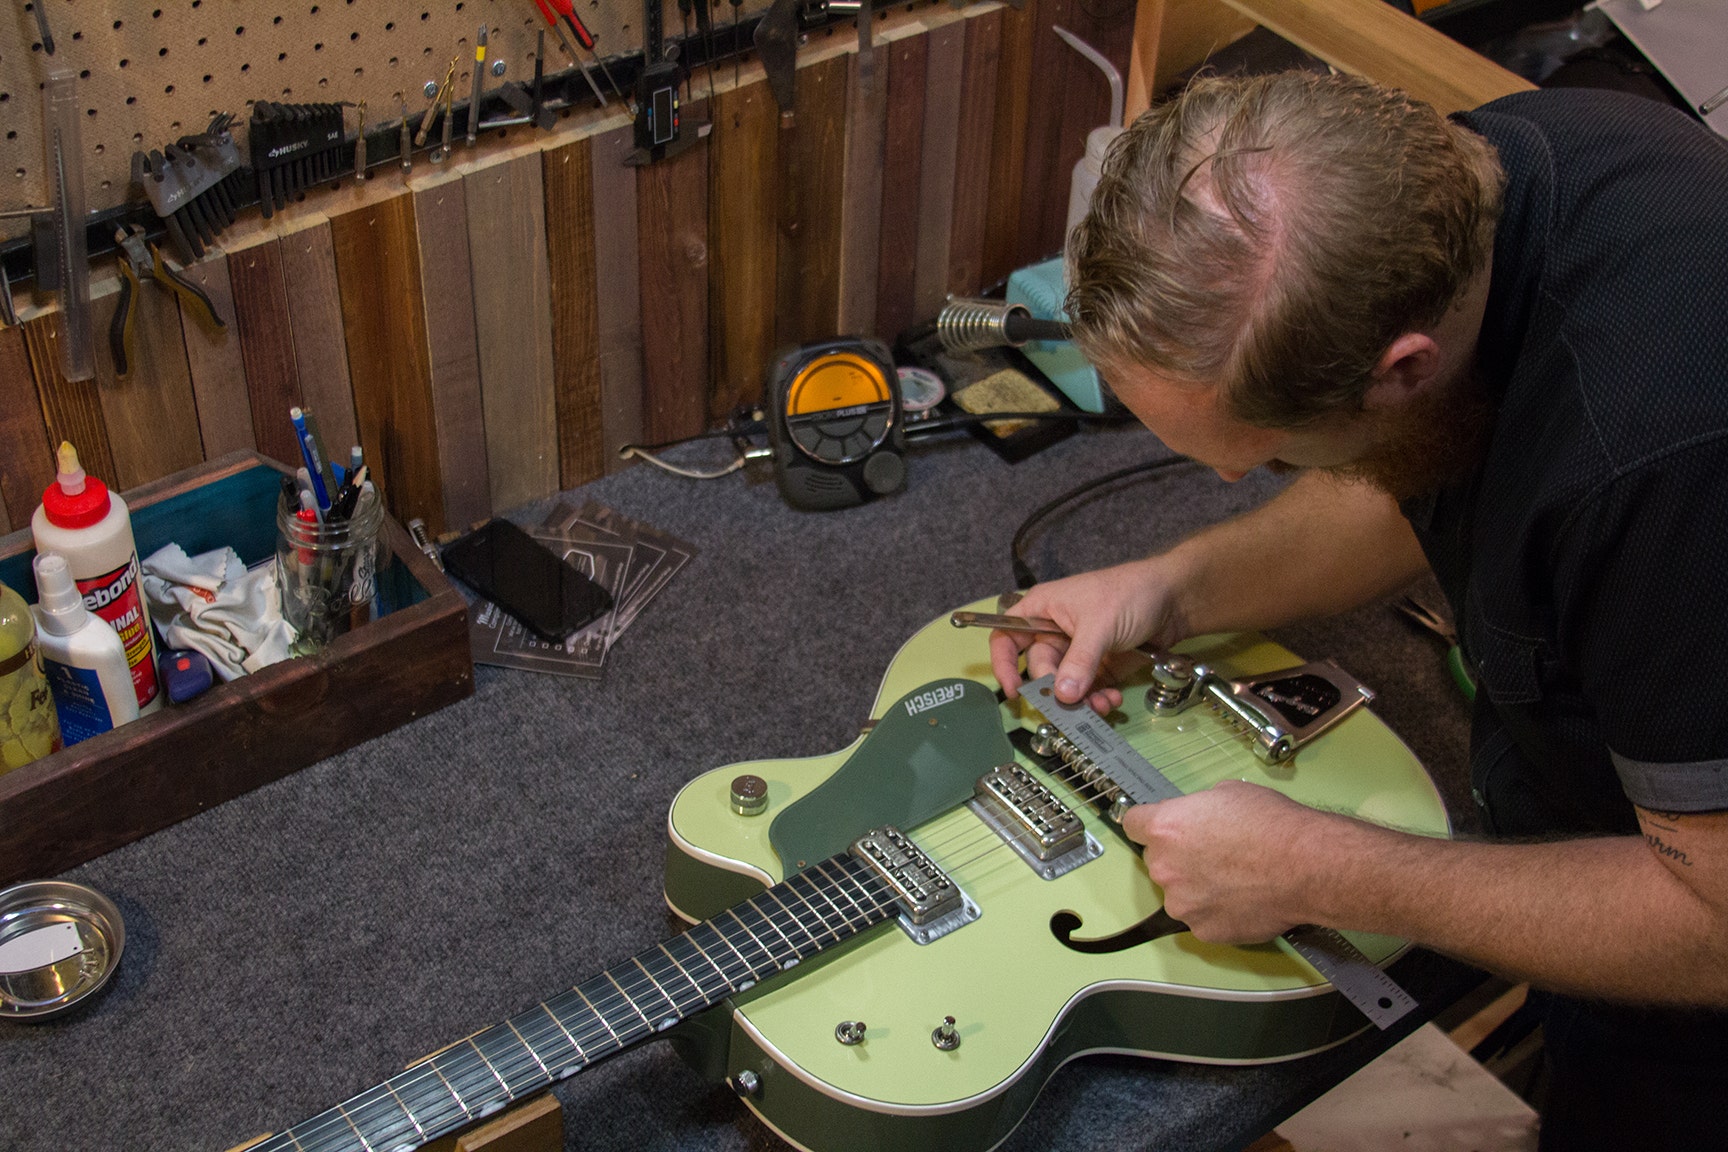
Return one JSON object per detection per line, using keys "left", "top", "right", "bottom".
{"left": 1362, "top": 333, "right": 1441, "bottom": 411}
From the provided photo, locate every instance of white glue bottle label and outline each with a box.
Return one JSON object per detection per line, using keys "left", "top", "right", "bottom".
{"left": 30, "top": 443, "right": 161, "bottom": 714}
{"left": 31, "top": 553, "right": 140, "bottom": 746}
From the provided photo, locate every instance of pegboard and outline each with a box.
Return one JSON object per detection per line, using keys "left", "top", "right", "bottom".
{"left": 0, "top": 0, "right": 775, "bottom": 241}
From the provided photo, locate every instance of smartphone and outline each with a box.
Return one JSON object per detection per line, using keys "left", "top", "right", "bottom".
{"left": 441, "top": 519, "right": 614, "bottom": 642}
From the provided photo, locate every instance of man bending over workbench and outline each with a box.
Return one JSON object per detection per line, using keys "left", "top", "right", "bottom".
{"left": 990, "top": 71, "right": 1728, "bottom": 1150}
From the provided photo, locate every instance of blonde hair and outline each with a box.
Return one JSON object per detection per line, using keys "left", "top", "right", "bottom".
{"left": 1066, "top": 71, "right": 1504, "bottom": 428}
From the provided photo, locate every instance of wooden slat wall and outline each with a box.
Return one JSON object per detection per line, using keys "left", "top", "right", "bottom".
{"left": 544, "top": 136, "right": 607, "bottom": 491}
{"left": 0, "top": 327, "right": 53, "bottom": 533}
{"left": 226, "top": 238, "right": 307, "bottom": 468}
{"left": 466, "top": 150, "right": 562, "bottom": 513}
{"left": 638, "top": 103, "right": 713, "bottom": 446}
{"left": 328, "top": 195, "right": 446, "bottom": 535}
{"left": 175, "top": 255, "right": 257, "bottom": 461}
{"left": 411, "top": 173, "right": 491, "bottom": 535}
{"left": 89, "top": 281, "right": 205, "bottom": 491}
{"left": 9, "top": 0, "right": 1330, "bottom": 530}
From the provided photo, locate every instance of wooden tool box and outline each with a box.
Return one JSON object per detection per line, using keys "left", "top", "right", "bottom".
{"left": 0, "top": 450, "right": 473, "bottom": 887}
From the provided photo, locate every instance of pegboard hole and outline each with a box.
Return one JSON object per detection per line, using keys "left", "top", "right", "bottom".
{"left": 119, "top": 58, "right": 129, "bottom": 68}
{"left": 198, "top": 37, "right": 208, "bottom": 46}
{"left": 165, "top": 84, "right": 175, "bottom": 94}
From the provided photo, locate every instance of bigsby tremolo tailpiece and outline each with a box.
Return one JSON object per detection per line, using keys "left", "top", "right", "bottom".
{"left": 1138, "top": 652, "right": 1374, "bottom": 763}
{"left": 950, "top": 609, "right": 1375, "bottom": 765}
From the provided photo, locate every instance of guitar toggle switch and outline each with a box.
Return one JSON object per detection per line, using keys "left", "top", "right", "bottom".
{"left": 834, "top": 1020, "right": 867, "bottom": 1046}
{"left": 932, "top": 1016, "right": 961, "bottom": 1051}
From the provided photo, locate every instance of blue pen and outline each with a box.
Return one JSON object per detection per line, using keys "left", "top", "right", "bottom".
{"left": 290, "top": 407, "right": 331, "bottom": 510}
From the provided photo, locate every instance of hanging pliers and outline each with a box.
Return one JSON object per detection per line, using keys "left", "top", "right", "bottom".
{"left": 111, "top": 224, "right": 226, "bottom": 379}
{"left": 1396, "top": 595, "right": 1477, "bottom": 701}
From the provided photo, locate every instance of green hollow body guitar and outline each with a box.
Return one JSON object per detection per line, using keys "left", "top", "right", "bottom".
{"left": 660, "top": 600, "right": 1449, "bottom": 1152}
{"left": 242, "top": 601, "right": 1447, "bottom": 1152}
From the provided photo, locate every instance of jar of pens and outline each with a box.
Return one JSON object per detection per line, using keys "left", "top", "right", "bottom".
{"left": 274, "top": 419, "right": 384, "bottom": 655}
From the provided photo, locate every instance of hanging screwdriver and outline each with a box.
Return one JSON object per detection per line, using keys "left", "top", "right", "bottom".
{"left": 531, "top": 0, "right": 609, "bottom": 107}
{"left": 546, "top": 0, "right": 626, "bottom": 100}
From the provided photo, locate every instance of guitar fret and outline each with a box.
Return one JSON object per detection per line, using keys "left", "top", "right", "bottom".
{"left": 603, "top": 970, "right": 658, "bottom": 1031}
{"left": 504, "top": 1022, "right": 549, "bottom": 1084}
{"left": 719, "top": 907, "right": 782, "bottom": 974}
{"left": 337, "top": 1103, "right": 375, "bottom": 1152}
{"left": 837, "top": 854, "right": 893, "bottom": 910}
{"left": 739, "top": 898, "right": 805, "bottom": 960}
{"left": 816, "top": 858, "right": 878, "bottom": 923}
{"left": 396, "top": 1059, "right": 469, "bottom": 1136}
{"left": 692, "top": 919, "right": 759, "bottom": 984}
{"left": 790, "top": 870, "right": 856, "bottom": 937}
{"left": 631, "top": 954, "right": 693, "bottom": 1018}
{"left": 504, "top": 1004, "right": 575, "bottom": 1078}
{"left": 574, "top": 982, "right": 631, "bottom": 1049}
{"left": 660, "top": 937, "right": 725, "bottom": 999}
{"left": 678, "top": 928, "right": 740, "bottom": 991}
{"left": 429, "top": 1048, "right": 492, "bottom": 1121}
{"left": 340, "top": 1083, "right": 416, "bottom": 1152}
{"left": 383, "top": 1078, "right": 431, "bottom": 1144}
{"left": 782, "top": 873, "right": 849, "bottom": 943}
{"left": 474, "top": 1024, "right": 548, "bottom": 1101}
{"left": 400, "top": 1060, "right": 470, "bottom": 1138}
{"left": 756, "top": 886, "right": 823, "bottom": 952}
{"left": 542, "top": 994, "right": 593, "bottom": 1065}
{"left": 639, "top": 953, "right": 698, "bottom": 1015}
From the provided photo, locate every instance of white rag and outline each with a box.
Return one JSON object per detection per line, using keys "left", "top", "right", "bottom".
{"left": 141, "top": 544, "right": 296, "bottom": 680}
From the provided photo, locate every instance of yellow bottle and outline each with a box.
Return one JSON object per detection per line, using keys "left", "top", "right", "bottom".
{"left": 0, "top": 578, "right": 62, "bottom": 774}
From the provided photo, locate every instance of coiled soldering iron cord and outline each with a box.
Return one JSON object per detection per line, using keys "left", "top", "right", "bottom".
{"left": 1009, "top": 455, "right": 1195, "bottom": 589}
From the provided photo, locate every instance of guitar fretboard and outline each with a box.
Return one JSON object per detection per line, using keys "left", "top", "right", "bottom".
{"left": 253, "top": 853, "right": 897, "bottom": 1152}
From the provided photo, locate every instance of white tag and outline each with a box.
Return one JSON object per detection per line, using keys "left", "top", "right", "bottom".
{"left": 0, "top": 922, "right": 85, "bottom": 975}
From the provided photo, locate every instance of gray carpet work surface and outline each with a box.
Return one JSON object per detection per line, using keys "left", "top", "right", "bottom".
{"left": 0, "top": 423, "right": 1480, "bottom": 1151}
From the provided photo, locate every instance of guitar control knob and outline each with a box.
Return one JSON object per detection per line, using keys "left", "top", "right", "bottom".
{"left": 931, "top": 1015, "right": 961, "bottom": 1051}
{"left": 835, "top": 1020, "right": 867, "bottom": 1045}
{"left": 730, "top": 774, "right": 769, "bottom": 817}
{"left": 729, "top": 1069, "right": 762, "bottom": 1098}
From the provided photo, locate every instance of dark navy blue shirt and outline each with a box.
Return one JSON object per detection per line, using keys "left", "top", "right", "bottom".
{"left": 1407, "top": 90, "right": 1728, "bottom": 837}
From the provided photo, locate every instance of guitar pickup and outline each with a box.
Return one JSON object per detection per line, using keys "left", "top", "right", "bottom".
{"left": 969, "top": 765, "right": 1102, "bottom": 881}
{"left": 851, "top": 827, "right": 977, "bottom": 946}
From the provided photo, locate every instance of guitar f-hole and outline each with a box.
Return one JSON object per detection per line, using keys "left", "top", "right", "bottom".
{"left": 1050, "top": 907, "right": 1191, "bottom": 954}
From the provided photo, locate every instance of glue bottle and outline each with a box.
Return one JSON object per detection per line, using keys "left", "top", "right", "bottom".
{"left": 0, "top": 578, "right": 61, "bottom": 772}
{"left": 31, "top": 442, "right": 161, "bottom": 715}
{"left": 31, "top": 554, "right": 140, "bottom": 746}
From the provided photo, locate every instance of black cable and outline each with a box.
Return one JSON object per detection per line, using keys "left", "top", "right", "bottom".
{"left": 1010, "top": 456, "right": 1195, "bottom": 590}
{"left": 904, "top": 410, "right": 1138, "bottom": 438}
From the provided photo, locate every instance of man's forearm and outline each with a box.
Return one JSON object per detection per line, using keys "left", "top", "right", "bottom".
{"left": 1169, "top": 471, "right": 1429, "bottom": 639}
{"left": 1303, "top": 816, "right": 1728, "bottom": 1006}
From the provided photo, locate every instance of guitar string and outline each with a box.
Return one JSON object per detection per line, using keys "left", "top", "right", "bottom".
{"left": 908, "top": 716, "right": 1249, "bottom": 866}
{"left": 280, "top": 859, "right": 891, "bottom": 1152}
{"left": 279, "top": 715, "right": 1254, "bottom": 1151}
{"left": 923, "top": 714, "right": 1248, "bottom": 860}
{"left": 922, "top": 731, "right": 1248, "bottom": 881}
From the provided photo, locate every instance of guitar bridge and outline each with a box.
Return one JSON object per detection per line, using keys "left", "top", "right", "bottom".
{"left": 851, "top": 827, "right": 978, "bottom": 946}
{"left": 969, "top": 765, "right": 1102, "bottom": 880}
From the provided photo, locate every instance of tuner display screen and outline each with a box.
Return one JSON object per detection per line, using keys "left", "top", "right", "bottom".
{"left": 784, "top": 352, "right": 895, "bottom": 465}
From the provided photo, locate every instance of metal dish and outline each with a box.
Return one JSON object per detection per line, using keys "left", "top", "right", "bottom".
{"left": 0, "top": 880, "right": 125, "bottom": 1022}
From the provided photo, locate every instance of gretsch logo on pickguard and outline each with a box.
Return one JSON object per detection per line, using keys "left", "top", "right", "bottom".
{"left": 903, "top": 681, "right": 966, "bottom": 717}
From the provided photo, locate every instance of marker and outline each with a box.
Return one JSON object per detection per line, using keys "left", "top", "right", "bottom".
{"left": 290, "top": 407, "right": 331, "bottom": 511}
{"left": 302, "top": 407, "right": 341, "bottom": 498}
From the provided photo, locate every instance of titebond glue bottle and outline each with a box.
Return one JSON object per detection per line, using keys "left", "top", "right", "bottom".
{"left": 31, "top": 443, "right": 162, "bottom": 715}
